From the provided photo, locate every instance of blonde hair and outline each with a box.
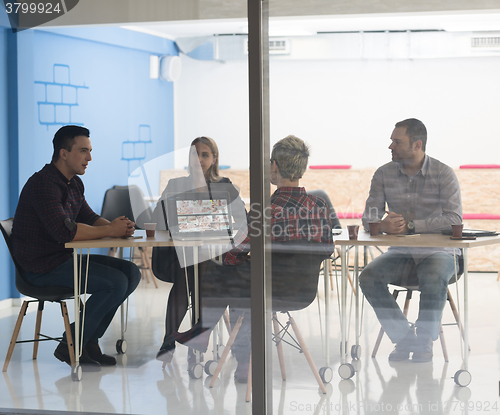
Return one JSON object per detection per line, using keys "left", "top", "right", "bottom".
{"left": 189, "top": 136, "right": 221, "bottom": 183}
{"left": 271, "top": 135, "right": 310, "bottom": 180}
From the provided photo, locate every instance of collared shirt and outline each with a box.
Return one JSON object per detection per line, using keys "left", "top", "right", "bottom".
{"left": 12, "top": 163, "right": 100, "bottom": 274}
{"left": 224, "top": 187, "right": 335, "bottom": 266}
{"left": 362, "top": 155, "right": 462, "bottom": 262}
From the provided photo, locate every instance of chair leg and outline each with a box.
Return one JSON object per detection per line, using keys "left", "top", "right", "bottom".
{"left": 288, "top": 315, "right": 327, "bottom": 394}
{"left": 447, "top": 288, "right": 470, "bottom": 351}
{"left": 438, "top": 323, "right": 449, "bottom": 362}
{"left": 272, "top": 313, "right": 286, "bottom": 381}
{"left": 223, "top": 308, "right": 232, "bottom": 334}
{"left": 372, "top": 289, "right": 401, "bottom": 358}
{"left": 3, "top": 301, "right": 30, "bottom": 372}
{"left": 209, "top": 315, "right": 244, "bottom": 388}
{"left": 371, "top": 327, "right": 386, "bottom": 358}
{"left": 32, "top": 301, "right": 45, "bottom": 360}
{"left": 246, "top": 353, "right": 252, "bottom": 402}
{"left": 346, "top": 271, "right": 357, "bottom": 295}
{"left": 402, "top": 290, "right": 412, "bottom": 317}
{"left": 61, "top": 301, "right": 76, "bottom": 366}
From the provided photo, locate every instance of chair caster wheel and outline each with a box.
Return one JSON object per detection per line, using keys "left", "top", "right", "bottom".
{"left": 319, "top": 366, "right": 333, "bottom": 383}
{"left": 338, "top": 363, "right": 355, "bottom": 380}
{"left": 116, "top": 339, "right": 127, "bottom": 354}
{"left": 351, "top": 345, "right": 361, "bottom": 360}
{"left": 188, "top": 363, "right": 204, "bottom": 379}
{"left": 205, "top": 360, "right": 218, "bottom": 376}
{"left": 71, "top": 365, "right": 82, "bottom": 382}
{"left": 454, "top": 370, "right": 472, "bottom": 387}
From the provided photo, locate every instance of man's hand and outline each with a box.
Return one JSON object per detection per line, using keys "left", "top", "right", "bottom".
{"left": 380, "top": 211, "right": 407, "bottom": 235}
{"left": 108, "top": 216, "right": 136, "bottom": 238}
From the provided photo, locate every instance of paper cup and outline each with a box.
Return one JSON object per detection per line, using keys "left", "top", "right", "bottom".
{"left": 347, "top": 225, "right": 359, "bottom": 240}
{"left": 368, "top": 222, "right": 380, "bottom": 236}
{"left": 144, "top": 223, "right": 157, "bottom": 238}
{"left": 451, "top": 224, "right": 463, "bottom": 238}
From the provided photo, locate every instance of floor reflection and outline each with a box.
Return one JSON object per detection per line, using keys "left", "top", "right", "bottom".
{"left": 0, "top": 272, "right": 497, "bottom": 414}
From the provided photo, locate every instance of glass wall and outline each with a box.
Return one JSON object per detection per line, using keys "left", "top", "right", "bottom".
{"left": 264, "top": 3, "right": 500, "bottom": 415}
{"left": 2, "top": 1, "right": 500, "bottom": 414}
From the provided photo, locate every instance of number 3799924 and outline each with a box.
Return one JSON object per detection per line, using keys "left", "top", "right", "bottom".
{"left": 5, "top": 2, "right": 62, "bottom": 14}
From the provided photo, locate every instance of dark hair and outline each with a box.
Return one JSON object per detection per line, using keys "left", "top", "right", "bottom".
{"left": 395, "top": 118, "right": 427, "bottom": 151}
{"left": 52, "top": 125, "right": 90, "bottom": 162}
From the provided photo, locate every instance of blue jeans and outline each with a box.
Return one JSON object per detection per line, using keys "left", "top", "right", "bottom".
{"left": 359, "top": 251, "right": 458, "bottom": 343}
{"left": 24, "top": 255, "right": 141, "bottom": 346}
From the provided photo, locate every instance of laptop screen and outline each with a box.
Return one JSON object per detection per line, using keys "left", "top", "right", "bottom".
{"left": 176, "top": 198, "right": 230, "bottom": 233}
{"left": 164, "top": 191, "right": 233, "bottom": 239}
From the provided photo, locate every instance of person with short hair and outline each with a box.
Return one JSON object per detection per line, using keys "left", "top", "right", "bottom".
{"left": 359, "top": 118, "right": 462, "bottom": 363}
{"left": 174, "top": 135, "right": 335, "bottom": 383}
{"left": 12, "top": 125, "right": 141, "bottom": 371}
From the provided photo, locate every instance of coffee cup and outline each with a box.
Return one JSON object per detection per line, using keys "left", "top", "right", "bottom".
{"left": 368, "top": 221, "right": 380, "bottom": 236}
{"left": 144, "top": 223, "right": 157, "bottom": 238}
{"left": 347, "top": 225, "right": 359, "bottom": 240}
{"left": 451, "top": 224, "right": 463, "bottom": 238}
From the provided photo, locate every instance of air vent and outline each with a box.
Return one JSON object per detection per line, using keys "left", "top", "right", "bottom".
{"left": 269, "top": 38, "right": 290, "bottom": 54}
{"left": 244, "top": 38, "right": 290, "bottom": 55}
{"left": 471, "top": 37, "right": 500, "bottom": 49}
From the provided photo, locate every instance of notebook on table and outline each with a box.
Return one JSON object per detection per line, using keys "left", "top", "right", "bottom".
{"left": 441, "top": 228, "right": 499, "bottom": 237}
{"left": 162, "top": 191, "right": 233, "bottom": 241}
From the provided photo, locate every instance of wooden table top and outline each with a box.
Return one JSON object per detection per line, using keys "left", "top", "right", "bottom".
{"left": 333, "top": 229, "right": 500, "bottom": 249}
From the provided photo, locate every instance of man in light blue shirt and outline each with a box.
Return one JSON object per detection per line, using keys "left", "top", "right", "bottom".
{"left": 359, "top": 118, "right": 462, "bottom": 363}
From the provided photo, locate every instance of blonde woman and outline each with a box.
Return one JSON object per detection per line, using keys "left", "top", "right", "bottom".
{"left": 152, "top": 136, "right": 247, "bottom": 365}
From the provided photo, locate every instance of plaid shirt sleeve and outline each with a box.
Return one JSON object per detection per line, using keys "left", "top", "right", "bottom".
{"left": 223, "top": 224, "right": 251, "bottom": 265}
{"left": 223, "top": 188, "right": 335, "bottom": 266}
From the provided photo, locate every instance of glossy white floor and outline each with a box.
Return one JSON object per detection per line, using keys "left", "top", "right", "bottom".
{"left": 0, "top": 271, "right": 499, "bottom": 415}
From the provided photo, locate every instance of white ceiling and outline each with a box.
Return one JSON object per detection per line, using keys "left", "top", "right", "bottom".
{"left": 122, "top": 10, "right": 500, "bottom": 40}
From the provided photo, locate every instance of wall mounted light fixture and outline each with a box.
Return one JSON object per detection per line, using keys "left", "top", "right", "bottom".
{"left": 149, "top": 55, "right": 160, "bottom": 79}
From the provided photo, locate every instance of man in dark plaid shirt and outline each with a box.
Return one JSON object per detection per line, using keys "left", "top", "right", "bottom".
{"left": 174, "top": 135, "right": 335, "bottom": 383}
{"left": 12, "top": 125, "right": 141, "bottom": 371}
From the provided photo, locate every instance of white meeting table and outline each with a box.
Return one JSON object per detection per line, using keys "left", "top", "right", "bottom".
{"left": 333, "top": 229, "right": 500, "bottom": 387}
{"left": 65, "top": 230, "right": 218, "bottom": 381}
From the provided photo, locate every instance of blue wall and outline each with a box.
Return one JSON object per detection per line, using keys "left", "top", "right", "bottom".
{"left": 0, "top": 22, "right": 12, "bottom": 300}
{"left": 0, "top": 26, "right": 177, "bottom": 301}
{"left": 21, "top": 27, "right": 177, "bottom": 211}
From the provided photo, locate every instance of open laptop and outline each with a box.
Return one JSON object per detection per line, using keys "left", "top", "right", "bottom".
{"left": 162, "top": 191, "right": 233, "bottom": 241}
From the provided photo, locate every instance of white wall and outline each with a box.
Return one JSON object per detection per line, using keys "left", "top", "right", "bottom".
{"left": 174, "top": 54, "right": 250, "bottom": 169}
{"left": 175, "top": 52, "right": 500, "bottom": 169}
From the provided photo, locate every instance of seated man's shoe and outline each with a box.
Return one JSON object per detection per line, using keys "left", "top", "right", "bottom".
{"left": 85, "top": 342, "right": 117, "bottom": 366}
{"left": 54, "top": 341, "right": 101, "bottom": 372}
{"left": 388, "top": 327, "right": 417, "bottom": 362}
{"left": 412, "top": 328, "right": 433, "bottom": 363}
